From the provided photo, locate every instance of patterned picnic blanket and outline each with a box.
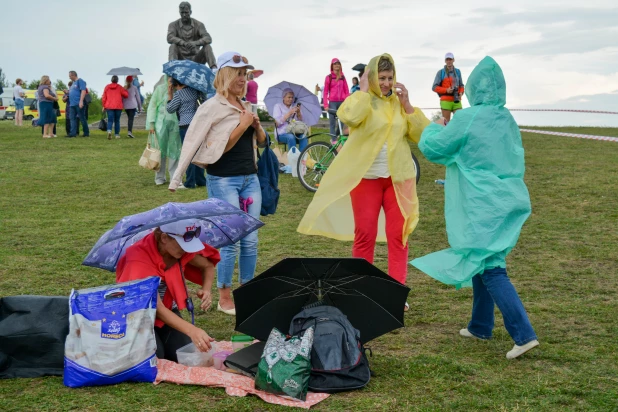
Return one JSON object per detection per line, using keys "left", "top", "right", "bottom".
{"left": 154, "top": 341, "right": 329, "bottom": 409}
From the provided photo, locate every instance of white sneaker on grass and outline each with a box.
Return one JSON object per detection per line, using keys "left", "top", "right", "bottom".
{"left": 506, "top": 340, "right": 539, "bottom": 360}
{"left": 115, "top": 135, "right": 121, "bottom": 139}
{"left": 177, "top": 183, "right": 187, "bottom": 190}
{"left": 459, "top": 328, "right": 481, "bottom": 339}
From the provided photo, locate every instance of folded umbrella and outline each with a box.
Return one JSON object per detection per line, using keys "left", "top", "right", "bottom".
{"left": 107, "top": 67, "right": 143, "bottom": 76}
{"left": 264, "top": 82, "right": 322, "bottom": 127}
{"left": 234, "top": 258, "right": 410, "bottom": 342}
{"left": 163, "top": 60, "right": 215, "bottom": 95}
{"left": 83, "top": 199, "right": 264, "bottom": 272}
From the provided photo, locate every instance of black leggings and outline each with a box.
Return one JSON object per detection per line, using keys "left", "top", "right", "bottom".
{"left": 154, "top": 311, "right": 192, "bottom": 362}
{"left": 125, "top": 108, "right": 136, "bottom": 132}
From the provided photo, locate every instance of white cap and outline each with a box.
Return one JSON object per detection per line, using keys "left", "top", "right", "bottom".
{"left": 445, "top": 52, "right": 455, "bottom": 59}
{"left": 216, "top": 51, "right": 255, "bottom": 71}
{"left": 160, "top": 219, "right": 204, "bottom": 253}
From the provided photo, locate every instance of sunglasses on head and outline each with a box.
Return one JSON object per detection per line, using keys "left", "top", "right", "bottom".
{"left": 165, "top": 226, "right": 201, "bottom": 243}
{"left": 222, "top": 55, "right": 249, "bottom": 67}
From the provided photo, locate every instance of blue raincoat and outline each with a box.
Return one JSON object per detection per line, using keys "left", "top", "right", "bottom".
{"left": 411, "top": 56, "right": 531, "bottom": 289}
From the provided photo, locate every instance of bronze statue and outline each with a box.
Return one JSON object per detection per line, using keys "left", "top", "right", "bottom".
{"left": 167, "top": 2, "right": 216, "bottom": 68}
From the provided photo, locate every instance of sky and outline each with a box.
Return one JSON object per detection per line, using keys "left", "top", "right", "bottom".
{"left": 2, "top": 0, "right": 617, "bottom": 127}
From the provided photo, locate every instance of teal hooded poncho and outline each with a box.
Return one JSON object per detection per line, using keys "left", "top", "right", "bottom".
{"left": 411, "top": 56, "right": 531, "bottom": 289}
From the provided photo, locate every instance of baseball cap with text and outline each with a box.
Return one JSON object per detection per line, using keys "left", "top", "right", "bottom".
{"left": 159, "top": 219, "right": 204, "bottom": 253}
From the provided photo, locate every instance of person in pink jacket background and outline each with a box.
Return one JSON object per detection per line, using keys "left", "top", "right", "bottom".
{"left": 323, "top": 58, "right": 350, "bottom": 139}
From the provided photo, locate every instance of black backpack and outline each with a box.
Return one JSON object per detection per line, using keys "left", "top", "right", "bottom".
{"left": 289, "top": 305, "right": 371, "bottom": 393}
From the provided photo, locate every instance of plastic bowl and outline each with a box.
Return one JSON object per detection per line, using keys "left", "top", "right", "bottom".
{"left": 176, "top": 342, "right": 217, "bottom": 367}
{"left": 213, "top": 350, "right": 233, "bottom": 370}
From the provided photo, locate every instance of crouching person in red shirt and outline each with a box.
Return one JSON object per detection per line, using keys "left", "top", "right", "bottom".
{"left": 116, "top": 219, "right": 220, "bottom": 362}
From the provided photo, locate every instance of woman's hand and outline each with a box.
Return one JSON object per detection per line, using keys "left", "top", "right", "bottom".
{"left": 251, "top": 113, "right": 261, "bottom": 129}
{"left": 197, "top": 289, "right": 212, "bottom": 311}
{"left": 239, "top": 110, "right": 254, "bottom": 129}
{"left": 188, "top": 326, "right": 215, "bottom": 352}
{"left": 396, "top": 83, "right": 414, "bottom": 114}
{"left": 360, "top": 69, "right": 370, "bottom": 93}
{"left": 149, "top": 128, "right": 155, "bottom": 135}
{"left": 434, "top": 117, "right": 447, "bottom": 126}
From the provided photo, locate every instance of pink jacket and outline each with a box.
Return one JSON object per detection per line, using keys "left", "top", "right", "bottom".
{"left": 323, "top": 58, "right": 350, "bottom": 109}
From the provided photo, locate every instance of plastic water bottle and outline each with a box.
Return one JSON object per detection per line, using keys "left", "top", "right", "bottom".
{"left": 288, "top": 147, "right": 300, "bottom": 177}
{"left": 435, "top": 179, "right": 445, "bottom": 185}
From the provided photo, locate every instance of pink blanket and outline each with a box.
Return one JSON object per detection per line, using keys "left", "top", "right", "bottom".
{"left": 154, "top": 341, "right": 329, "bottom": 409}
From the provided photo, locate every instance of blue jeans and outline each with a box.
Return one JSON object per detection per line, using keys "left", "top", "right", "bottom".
{"left": 467, "top": 267, "right": 537, "bottom": 346}
{"left": 328, "top": 101, "right": 345, "bottom": 136}
{"left": 106, "top": 109, "right": 122, "bottom": 135}
{"left": 69, "top": 105, "right": 89, "bottom": 137}
{"left": 179, "top": 126, "right": 206, "bottom": 188}
{"left": 206, "top": 174, "right": 262, "bottom": 288}
{"left": 278, "top": 133, "right": 308, "bottom": 151}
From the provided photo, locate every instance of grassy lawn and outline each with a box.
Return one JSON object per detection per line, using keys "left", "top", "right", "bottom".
{"left": 0, "top": 121, "right": 617, "bottom": 411}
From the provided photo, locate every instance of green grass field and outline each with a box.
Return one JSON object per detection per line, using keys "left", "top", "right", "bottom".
{"left": 0, "top": 121, "right": 617, "bottom": 411}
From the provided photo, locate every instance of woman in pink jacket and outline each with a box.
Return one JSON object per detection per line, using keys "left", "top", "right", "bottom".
{"left": 323, "top": 58, "right": 350, "bottom": 139}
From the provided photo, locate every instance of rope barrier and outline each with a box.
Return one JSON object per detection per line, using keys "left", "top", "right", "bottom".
{"left": 519, "top": 129, "right": 618, "bottom": 143}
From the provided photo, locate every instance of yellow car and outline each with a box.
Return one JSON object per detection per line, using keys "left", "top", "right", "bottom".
{"left": 5, "top": 89, "right": 67, "bottom": 120}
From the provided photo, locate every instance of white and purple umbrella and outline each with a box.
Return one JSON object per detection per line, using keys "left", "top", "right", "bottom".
{"left": 83, "top": 199, "right": 264, "bottom": 272}
{"left": 264, "top": 81, "right": 322, "bottom": 127}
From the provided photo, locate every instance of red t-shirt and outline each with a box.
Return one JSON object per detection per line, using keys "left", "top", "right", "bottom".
{"left": 116, "top": 232, "right": 220, "bottom": 327}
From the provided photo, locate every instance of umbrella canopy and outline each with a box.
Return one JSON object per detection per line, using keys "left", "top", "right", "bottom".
{"left": 234, "top": 258, "right": 410, "bottom": 342}
{"left": 163, "top": 60, "right": 215, "bottom": 95}
{"left": 264, "top": 82, "right": 321, "bottom": 127}
{"left": 107, "top": 67, "right": 143, "bottom": 76}
{"left": 83, "top": 199, "right": 264, "bottom": 272}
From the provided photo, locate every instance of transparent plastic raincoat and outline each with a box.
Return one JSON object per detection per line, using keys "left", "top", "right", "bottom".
{"left": 146, "top": 75, "right": 181, "bottom": 161}
{"left": 411, "top": 56, "right": 531, "bottom": 289}
{"left": 297, "top": 54, "right": 430, "bottom": 242}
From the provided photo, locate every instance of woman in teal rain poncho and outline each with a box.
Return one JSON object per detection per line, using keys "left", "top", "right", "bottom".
{"left": 147, "top": 75, "right": 182, "bottom": 186}
{"left": 412, "top": 56, "right": 539, "bottom": 359}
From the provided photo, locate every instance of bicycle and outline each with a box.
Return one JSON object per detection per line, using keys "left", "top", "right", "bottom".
{"left": 297, "top": 110, "right": 421, "bottom": 192}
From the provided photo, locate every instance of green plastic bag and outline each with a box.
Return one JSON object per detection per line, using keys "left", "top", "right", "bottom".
{"left": 255, "top": 327, "right": 314, "bottom": 401}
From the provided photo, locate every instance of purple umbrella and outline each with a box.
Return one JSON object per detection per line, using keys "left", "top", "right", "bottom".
{"left": 264, "top": 81, "right": 322, "bottom": 127}
{"left": 83, "top": 199, "right": 264, "bottom": 272}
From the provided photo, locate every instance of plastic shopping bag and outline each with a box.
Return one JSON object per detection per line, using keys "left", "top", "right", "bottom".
{"left": 63, "top": 277, "right": 160, "bottom": 388}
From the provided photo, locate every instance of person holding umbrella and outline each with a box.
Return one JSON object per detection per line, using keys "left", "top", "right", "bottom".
{"left": 102, "top": 75, "right": 129, "bottom": 140}
{"left": 166, "top": 78, "right": 206, "bottom": 188}
{"left": 123, "top": 76, "right": 142, "bottom": 138}
{"left": 273, "top": 88, "right": 307, "bottom": 151}
{"left": 116, "top": 219, "right": 221, "bottom": 361}
{"left": 298, "top": 54, "right": 430, "bottom": 308}
{"left": 169, "top": 51, "right": 267, "bottom": 316}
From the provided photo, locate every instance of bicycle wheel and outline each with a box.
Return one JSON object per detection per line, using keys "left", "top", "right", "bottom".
{"left": 298, "top": 141, "right": 337, "bottom": 192}
{"left": 412, "top": 153, "right": 421, "bottom": 184}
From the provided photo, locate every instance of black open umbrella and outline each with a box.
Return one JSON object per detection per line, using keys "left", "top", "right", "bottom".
{"left": 234, "top": 258, "right": 410, "bottom": 342}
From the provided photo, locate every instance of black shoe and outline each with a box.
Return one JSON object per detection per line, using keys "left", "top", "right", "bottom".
{"left": 66, "top": 135, "right": 76, "bottom": 138}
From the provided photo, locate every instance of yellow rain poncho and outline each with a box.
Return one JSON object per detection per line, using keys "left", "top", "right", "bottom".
{"left": 411, "top": 56, "right": 531, "bottom": 289}
{"left": 146, "top": 75, "right": 181, "bottom": 161}
{"left": 297, "top": 54, "right": 430, "bottom": 242}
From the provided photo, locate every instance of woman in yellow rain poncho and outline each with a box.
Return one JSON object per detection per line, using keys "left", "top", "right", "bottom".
{"left": 298, "top": 53, "right": 430, "bottom": 286}
{"left": 146, "top": 75, "right": 182, "bottom": 186}
{"left": 411, "top": 56, "right": 538, "bottom": 359}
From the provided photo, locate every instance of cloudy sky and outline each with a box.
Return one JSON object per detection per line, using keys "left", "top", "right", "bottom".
{"left": 2, "top": 0, "right": 617, "bottom": 126}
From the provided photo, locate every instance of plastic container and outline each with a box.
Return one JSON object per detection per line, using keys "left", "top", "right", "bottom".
{"left": 213, "top": 350, "right": 233, "bottom": 371}
{"left": 288, "top": 147, "right": 300, "bottom": 178}
{"left": 231, "top": 334, "right": 254, "bottom": 352}
{"left": 176, "top": 342, "right": 217, "bottom": 367}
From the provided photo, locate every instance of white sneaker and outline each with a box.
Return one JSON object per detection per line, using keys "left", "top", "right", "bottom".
{"left": 115, "top": 135, "right": 121, "bottom": 139}
{"left": 459, "top": 328, "right": 481, "bottom": 339}
{"left": 506, "top": 340, "right": 539, "bottom": 359}
{"left": 177, "top": 183, "right": 187, "bottom": 190}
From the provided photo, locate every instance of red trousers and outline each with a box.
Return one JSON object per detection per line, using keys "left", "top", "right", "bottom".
{"left": 350, "top": 178, "right": 408, "bottom": 284}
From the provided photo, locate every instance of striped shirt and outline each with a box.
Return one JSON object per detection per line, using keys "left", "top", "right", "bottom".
{"left": 166, "top": 86, "right": 200, "bottom": 127}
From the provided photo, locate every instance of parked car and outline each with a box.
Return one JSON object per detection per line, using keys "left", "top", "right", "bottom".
{"left": 4, "top": 89, "right": 67, "bottom": 120}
